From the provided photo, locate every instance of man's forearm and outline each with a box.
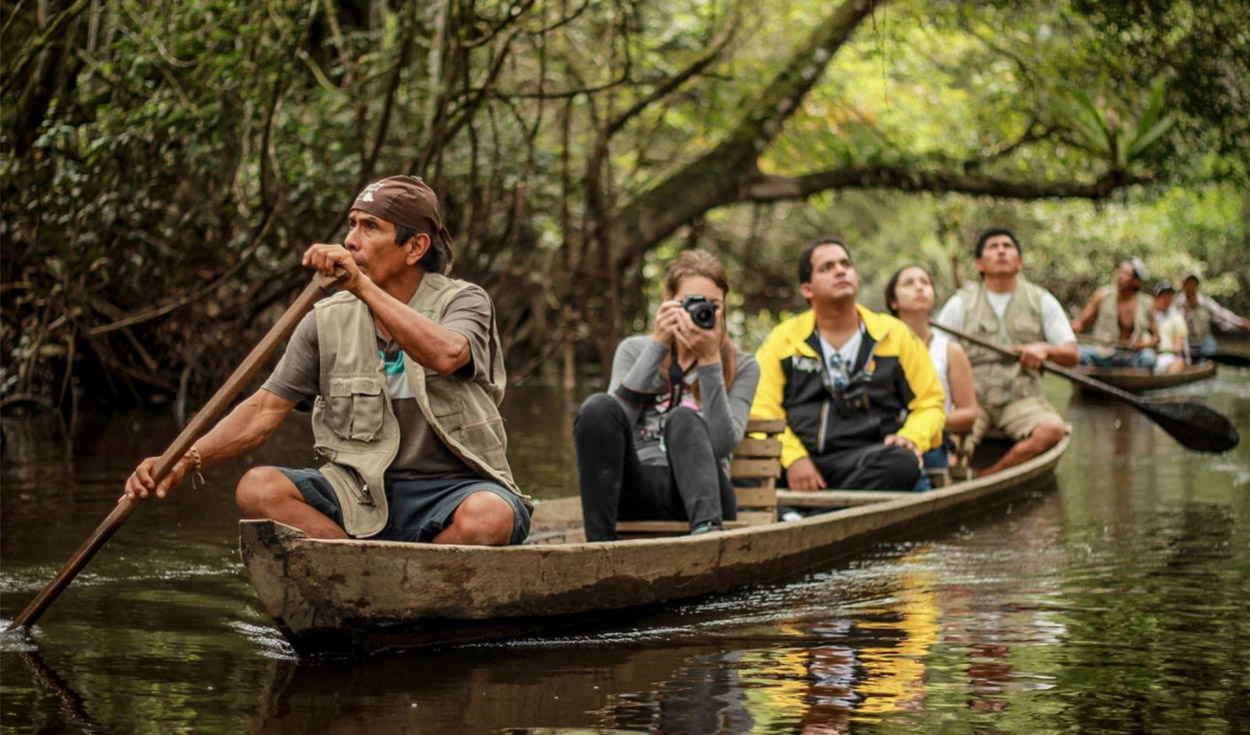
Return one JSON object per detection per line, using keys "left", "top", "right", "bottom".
{"left": 195, "top": 391, "right": 293, "bottom": 469}
{"left": 1045, "top": 341, "right": 1079, "bottom": 367}
{"left": 357, "top": 278, "right": 470, "bottom": 374}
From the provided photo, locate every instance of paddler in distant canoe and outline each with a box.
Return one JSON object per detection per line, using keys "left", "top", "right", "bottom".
{"left": 1177, "top": 271, "right": 1250, "bottom": 361}
{"left": 1071, "top": 256, "right": 1159, "bottom": 371}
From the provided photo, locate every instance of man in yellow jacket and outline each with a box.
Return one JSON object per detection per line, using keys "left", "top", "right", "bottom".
{"left": 752, "top": 238, "right": 945, "bottom": 491}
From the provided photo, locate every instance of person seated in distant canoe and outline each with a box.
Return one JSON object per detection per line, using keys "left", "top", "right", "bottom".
{"left": 934, "top": 228, "right": 1078, "bottom": 476}
{"left": 750, "top": 239, "right": 945, "bottom": 493}
{"left": 1151, "top": 281, "right": 1188, "bottom": 375}
{"left": 124, "top": 175, "right": 532, "bottom": 546}
{"left": 1178, "top": 271, "right": 1250, "bottom": 360}
{"left": 574, "top": 250, "right": 760, "bottom": 542}
{"left": 885, "top": 264, "right": 978, "bottom": 482}
{"left": 1071, "top": 257, "right": 1159, "bottom": 370}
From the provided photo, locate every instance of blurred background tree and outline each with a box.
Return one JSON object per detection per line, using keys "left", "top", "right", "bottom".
{"left": 2, "top": 0, "right": 1246, "bottom": 412}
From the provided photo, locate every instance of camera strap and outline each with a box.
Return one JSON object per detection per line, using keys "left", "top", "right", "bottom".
{"left": 664, "top": 345, "right": 686, "bottom": 412}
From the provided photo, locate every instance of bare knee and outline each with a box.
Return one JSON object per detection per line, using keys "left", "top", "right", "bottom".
{"left": 444, "top": 491, "right": 515, "bottom": 546}
{"left": 1028, "top": 420, "right": 1066, "bottom": 450}
{"left": 235, "top": 466, "right": 298, "bottom": 518}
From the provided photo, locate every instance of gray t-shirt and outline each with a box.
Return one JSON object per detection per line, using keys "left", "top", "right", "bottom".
{"left": 263, "top": 286, "right": 494, "bottom": 479}
{"left": 608, "top": 335, "right": 760, "bottom": 476}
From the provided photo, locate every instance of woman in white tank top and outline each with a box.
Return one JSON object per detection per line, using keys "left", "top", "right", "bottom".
{"left": 885, "top": 265, "right": 979, "bottom": 473}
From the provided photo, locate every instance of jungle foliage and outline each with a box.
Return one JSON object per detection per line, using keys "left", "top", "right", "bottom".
{"left": 2, "top": 0, "right": 1247, "bottom": 411}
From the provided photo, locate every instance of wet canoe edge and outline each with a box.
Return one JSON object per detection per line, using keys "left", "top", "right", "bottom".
{"left": 1073, "top": 361, "right": 1216, "bottom": 393}
{"left": 239, "top": 436, "right": 1069, "bottom": 657}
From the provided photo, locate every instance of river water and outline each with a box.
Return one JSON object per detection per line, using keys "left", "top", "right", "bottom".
{"left": 2, "top": 367, "right": 1249, "bottom": 734}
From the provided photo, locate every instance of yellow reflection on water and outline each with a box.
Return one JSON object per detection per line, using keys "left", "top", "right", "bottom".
{"left": 853, "top": 553, "right": 941, "bottom": 715}
{"left": 735, "top": 546, "right": 942, "bottom": 732}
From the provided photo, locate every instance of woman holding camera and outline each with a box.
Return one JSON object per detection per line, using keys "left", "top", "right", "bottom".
{"left": 885, "top": 264, "right": 978, "bottom": 475}
{"left": 574, "top": 250, "right": 760, "bottom": 541}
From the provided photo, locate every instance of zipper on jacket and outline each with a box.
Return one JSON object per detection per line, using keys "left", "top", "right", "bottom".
{"left": 817, "top": 398, "right": 830, "bottom": 454}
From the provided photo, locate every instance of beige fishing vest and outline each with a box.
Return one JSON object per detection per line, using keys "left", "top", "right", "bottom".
{"left": 1182, "top": 298, "right": 1213, "bottom": 342}
{"left": 960, "top": 279, "right": 1047, "bottom": 408}
{"left": 1090, "top": 286, "right": 1152, "bottom": 352}
{"left": 310, "top": 272, "right": 523, "bottom": 538}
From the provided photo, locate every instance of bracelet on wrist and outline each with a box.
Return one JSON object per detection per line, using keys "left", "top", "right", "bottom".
{"left": 188, "top": 446, "right": 206, "bottom": 490}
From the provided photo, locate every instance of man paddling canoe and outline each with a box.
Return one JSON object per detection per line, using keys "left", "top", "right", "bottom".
{"left": 1178, "top": 271, "right": 1250, "bottom": 360}
{"left": 124, "top": 176, "right": 531, "bottom": 545}
{"left": 934, "top": 228, "right": 1078, "bottom": 476}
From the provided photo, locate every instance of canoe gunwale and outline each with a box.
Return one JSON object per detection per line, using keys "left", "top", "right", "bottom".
{"left": 1073, "top": 361, "right": 1216, "bottom": 392}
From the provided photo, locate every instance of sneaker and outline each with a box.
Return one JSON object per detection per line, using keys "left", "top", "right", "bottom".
{"left": 781, "top": 510, "right": 804, "bottom": 523}
{"left": 690, "top": 521, "right": 724, "bottom": 535}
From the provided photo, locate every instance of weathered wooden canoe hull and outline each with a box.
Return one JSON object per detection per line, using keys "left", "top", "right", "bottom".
{"left": 239, "top": 435, "right": 1068, "bottom": 654}
{"left": 1074, "top": 361, "right": 1216, "bottom": 393}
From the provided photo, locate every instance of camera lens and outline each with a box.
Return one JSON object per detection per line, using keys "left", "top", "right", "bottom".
{"left": 680, "top": 295, "right": 718, "bottom": 330}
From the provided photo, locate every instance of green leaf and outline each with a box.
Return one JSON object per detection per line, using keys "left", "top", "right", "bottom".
{"left": 1128, "top": 116, "right": 1175, "bottom": 160}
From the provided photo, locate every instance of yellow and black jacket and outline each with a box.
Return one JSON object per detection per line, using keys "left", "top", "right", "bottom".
{"left": 751, "top": 305, "right": 945, "bottom": 469}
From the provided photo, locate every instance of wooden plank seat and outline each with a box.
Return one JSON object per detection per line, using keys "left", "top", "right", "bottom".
{"left": 615, "top": 418, "right": 785, "bottom": 537}
{"left": 777, "top": 489, "right": 914, "bottom": 508}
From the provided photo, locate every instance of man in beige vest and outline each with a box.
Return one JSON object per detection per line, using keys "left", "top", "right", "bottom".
{"left": 1178, "top": 271, "right": 1250, "bottom": 360}
{"left": 124, "top": 176, "right": 531, "bottom": 545}
{"left": 1071, "top": 257, "right": 1158, "bottom": 369}
{"left": 934, "top": 228, "right": 1078, "bottom": 476}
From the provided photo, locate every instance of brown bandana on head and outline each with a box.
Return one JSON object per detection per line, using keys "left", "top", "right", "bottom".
{"left": 351, "top": 175, "right": 455, "bottom": 274}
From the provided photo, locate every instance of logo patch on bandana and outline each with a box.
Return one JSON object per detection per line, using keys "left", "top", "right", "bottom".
{"left": 359, "top": 182, "right": 385, "bottom": 203}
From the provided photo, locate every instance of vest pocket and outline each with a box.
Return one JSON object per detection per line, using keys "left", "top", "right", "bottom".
{"left": 453, "top": 416, "right": 508, "bottom": 468}
{"left": 327, "top": 377, "right": 386, "bottom": 442}
{"left": 1008, "top": 311, "right": 1043, "bottom": 344}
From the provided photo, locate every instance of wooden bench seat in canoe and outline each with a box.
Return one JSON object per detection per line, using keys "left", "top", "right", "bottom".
{"left": 615, "top": 418, "right": 785, "bottom": 537}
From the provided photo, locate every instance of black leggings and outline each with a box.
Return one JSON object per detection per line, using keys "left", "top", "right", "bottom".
{"left": 573, "top": 393, "right": 736, "bottom": 542}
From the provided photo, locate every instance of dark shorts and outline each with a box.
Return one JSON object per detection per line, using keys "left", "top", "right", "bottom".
{"left": 277, "top": 468, "right": 531, "bottom": 544}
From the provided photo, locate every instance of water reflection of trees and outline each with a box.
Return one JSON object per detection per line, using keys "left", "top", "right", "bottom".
{"left": 254, "top": 643, "right": 757, "bottom": 734}
{"left": 1054, "top": 500, "right": 1248, "bottom": 733}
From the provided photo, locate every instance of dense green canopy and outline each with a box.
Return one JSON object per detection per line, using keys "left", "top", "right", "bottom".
{"left": 2, "top": 0, "right": 1247, "bottom": 409}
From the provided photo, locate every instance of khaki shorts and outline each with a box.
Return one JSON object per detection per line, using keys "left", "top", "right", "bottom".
{"left": 968, "top": 395, "right": 1063, "bottom": 452}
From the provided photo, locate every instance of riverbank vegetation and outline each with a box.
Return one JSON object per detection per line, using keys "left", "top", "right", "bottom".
{"left": 3, "top": 0, "right": 1247, "bottom": 411}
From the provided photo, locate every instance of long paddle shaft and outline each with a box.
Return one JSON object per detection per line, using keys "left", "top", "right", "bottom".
{"left": 930, "top": 321, "right": 1239, "bottom": 454}
{"left": 7, "top": 271, "right": 344, "bottom": 631}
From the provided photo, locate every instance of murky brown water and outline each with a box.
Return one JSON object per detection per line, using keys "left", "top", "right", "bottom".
{"left": 3, "top": 367, "right": 1250, "bottom": 734}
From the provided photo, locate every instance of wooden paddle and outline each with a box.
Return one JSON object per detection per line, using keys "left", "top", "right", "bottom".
{"left": 7, "top": 270, "right": 344, "bottom": 632}
{"left": 931, "top": 322, "right": 1240, "bottom": 454}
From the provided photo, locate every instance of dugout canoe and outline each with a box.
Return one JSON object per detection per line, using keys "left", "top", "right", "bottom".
{"left": 1073, "top": 360, "right": 1216, "bottom": 393}
{"left": 239, "top": 434, "right": 1069, "bottom": 655}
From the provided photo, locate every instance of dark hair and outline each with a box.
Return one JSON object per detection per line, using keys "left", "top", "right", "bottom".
{"left": 798, "top": 237, "right": 850, "bottom": 284}
{"left": 974, "top": 228, "right": 1021, "bottom": 258}
{"left": 395, "top": 222, "right": 447, "bottom": 273}
{"left": 884, "top": 264, "right": 935, "bottom": 317}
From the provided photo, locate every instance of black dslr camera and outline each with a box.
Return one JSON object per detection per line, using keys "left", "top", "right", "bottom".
{"left": 830, "top": 370, "right": 873, "bottom": 418}
{"left": 681, "top": 294, "right": 719, "bottom": 329}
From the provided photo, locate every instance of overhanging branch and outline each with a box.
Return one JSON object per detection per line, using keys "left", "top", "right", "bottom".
{"left": 746, "top": 165, "right": 1152, "bottom": 202}
{"left": 607, "top": 0, "right": 883, "bottom": 267}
